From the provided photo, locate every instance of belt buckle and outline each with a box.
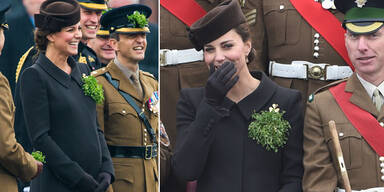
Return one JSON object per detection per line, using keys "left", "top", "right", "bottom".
{"left": 308, "top": 65, "right": 325, "bottom": 80}
{"left": 160, "top": 50, "right": 168, "bottom": 66}
{"left": 145, "top": 145, "right": 153, "bottom": 160}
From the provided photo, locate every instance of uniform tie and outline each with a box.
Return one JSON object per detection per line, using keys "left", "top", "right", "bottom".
{"left": 373, "top": 89, "right": 383, "bottom": 111}
{"left": 131, "top": 75, "right": 143, "bottom": 98}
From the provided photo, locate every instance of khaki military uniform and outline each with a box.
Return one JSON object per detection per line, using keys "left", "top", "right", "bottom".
{"left": 303, "top": 73, "right": 384, "bottom": 191}
{"left": 254, "top": 0, "right": 349, "bottom": 106}
{"left": 93, "top": 61, "right": 158, "bottom": 192}
{"left": 0, "top": 72, "right": 37, "bottom": 192}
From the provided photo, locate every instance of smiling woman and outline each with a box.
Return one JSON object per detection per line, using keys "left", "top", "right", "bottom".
{"left": 18, "top": 0, "right": 115, "bottom": 191}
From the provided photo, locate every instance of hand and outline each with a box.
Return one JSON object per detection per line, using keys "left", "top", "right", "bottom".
{"left": 95, "top": 172, "right": 111, "bottom": 192}
{"left": 205, "top": 61, "right": 238, "bottom": 106}
{"left": 75, "top": 173, "right": 98, "bottom": 192}
{"left": 32, "top": 160, "right": 43, "bottom": 179}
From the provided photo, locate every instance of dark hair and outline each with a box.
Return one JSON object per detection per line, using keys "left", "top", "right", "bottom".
{"left": 234, "top": 23, "right": 255, "bottom": 64}
{"left": 34, "top": 28, "right": 52, "bottom": 51}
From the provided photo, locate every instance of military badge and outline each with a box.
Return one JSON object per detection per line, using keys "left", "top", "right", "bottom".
{"left": 147, "top": 91, "right": 159, "bottom": 115}
{"left": 88, "top": 55, "right": 95, "bottom": 63}
{"left": 78, "top": 55, "right": 87, "bottom": 64}
{"left": 355, "top": 0, "right": 367, "bottom": 8}
{"left": 321, "top": 0, "right": 335, "bottom": 9}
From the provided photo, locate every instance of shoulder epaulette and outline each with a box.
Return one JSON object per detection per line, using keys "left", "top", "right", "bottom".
{"left": 308, "top": 78, "right": 348, "bottom": 102}
{"left": 141, "top": 70, "right": 156, "bottom": 79}
{"left": 15, "top": 46, "right": 34, "bottom": 82}
{"left": 91, "top": 67, "right": 108, "bottom": 77}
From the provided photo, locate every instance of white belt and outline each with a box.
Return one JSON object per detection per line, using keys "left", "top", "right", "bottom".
{"left": 160, "top": 48, "right": 203, "bottom": 66}
{"left": 337, "top": 187, "right": 384, "bottom": 192}
{"left": 269, "top": 61, "right": 353, "bottom": 80}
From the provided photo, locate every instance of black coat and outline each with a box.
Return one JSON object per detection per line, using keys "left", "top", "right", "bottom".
{"left": 19, "top": 53, "right": 114, "bottom": 192}
{"left": 172, "top": 72, "right": 303, "bottom": 192}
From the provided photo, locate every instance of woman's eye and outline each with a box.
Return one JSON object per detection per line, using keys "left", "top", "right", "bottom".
{"left": 204, "top": 47, "right": 214, "bottom": 52}
{"left": 223, "top": 43, "right": 233, "bottom": 49}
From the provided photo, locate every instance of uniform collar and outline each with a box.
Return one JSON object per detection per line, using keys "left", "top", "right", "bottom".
{"left": 356, "top": 73, "right": 384, "bottom": 99}
{"left": 36, "top": 53, "right": 83, "bottom": 88}
{"left": 114, "top": 57, "right": 140, "bottom": 84}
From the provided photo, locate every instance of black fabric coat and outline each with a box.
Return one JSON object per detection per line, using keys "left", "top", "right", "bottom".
{"left": 172, "top": 72, "right": 304, "bottom": 192}
{"left": 19, "top": 53, "right": 114, "bottom": 192}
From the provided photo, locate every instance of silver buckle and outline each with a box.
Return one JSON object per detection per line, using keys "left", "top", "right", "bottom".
{"left": 160, "top": 50, "right": 168, "bottom": 66}
{"left": 145, "top": 145, "right": 153, "bottom": 160}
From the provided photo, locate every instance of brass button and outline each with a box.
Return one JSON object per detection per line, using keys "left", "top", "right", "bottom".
{"left": 308, "top": 65, "right": 324, "bottom": 79}
{"left": 339, "top": 132, "right": 344, "bottom": 137}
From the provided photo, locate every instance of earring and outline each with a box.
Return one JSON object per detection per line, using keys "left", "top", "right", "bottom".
{"left": 245, "top": 55, "right": 249, "bottom": 63}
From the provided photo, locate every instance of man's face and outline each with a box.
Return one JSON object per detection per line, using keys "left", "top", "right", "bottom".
{"left": 23, "top": 0, "right": 46, "bottom": 16}
{"left": 345, "top": 27, "right": 384, "bottom": 80}
{"left": 112, "top": 33, "right": 147, "bottom": 64}
{"left": 88, "top": 35, "right": 115, "bottom": 64}
{"left": 80, "top": 7, "right": 102, "bottom": 40}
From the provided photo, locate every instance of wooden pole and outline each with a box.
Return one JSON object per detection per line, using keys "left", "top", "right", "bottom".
{"left": 329, "top": 120, "right": 352, "bottom": 192}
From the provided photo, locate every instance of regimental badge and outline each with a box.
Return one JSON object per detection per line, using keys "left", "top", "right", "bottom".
{"left": 78, "top": 56, "right": 87, "bottom": 64}
{"left": 321, "top": 0, "right": 335, "bottom": 9}
{"left": 88, "top": 56, "right": 95, "bottom": 63}
{"left": 355, "top": 0, "right": 367, "bottom": 8}
{"left": 147, "top": 91, "right": 159, "bottom": 115}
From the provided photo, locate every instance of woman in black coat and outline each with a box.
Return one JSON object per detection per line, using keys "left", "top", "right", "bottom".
{"left": 172, "top": 1, "right": 304, "bottom": 191}
{"left": 19, "top": 0, "right": 114, "bottom": 191}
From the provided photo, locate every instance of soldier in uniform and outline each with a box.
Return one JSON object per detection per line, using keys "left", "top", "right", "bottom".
{"left": 88, "top": 26, "right": 115, "bottom": 67}
{"left": 254, "top": 0, "right": 353, "bottom": 106}
{"left": 92, "top": 4, "right": 158, "bottom": 192}
{"left": 303, "top": 0, "right": 384, "bottom": 191}
{"left": 160, "top": 1, "right": 264, "bottom": 191}
{"left": 0, "top": 1, "right": 43, "bottom": 191}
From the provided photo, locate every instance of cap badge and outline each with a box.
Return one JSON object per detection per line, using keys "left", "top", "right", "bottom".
{"left": 355, "top": 0, "right": 367, "bottom": 8}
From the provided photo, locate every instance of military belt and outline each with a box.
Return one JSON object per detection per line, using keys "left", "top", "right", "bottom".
{"left": 269, "top": 61, "right": 353, "bottom": 80}
{"left": 336, "top": 187, "right": 384, "bottom": 192}
{"left": 160, "top": 48, "right": 203, "bottom": 66}
{"left": 108, "top": 145, "right": 158, "bottom": 160}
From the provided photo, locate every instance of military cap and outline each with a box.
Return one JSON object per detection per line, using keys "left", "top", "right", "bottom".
{"left": 0, "top": 0, "right": 11, "bottom": 30}
{"left": 77, "top": 0, "right": 107, "bottom": 10}
{"left": 188, "top": 0, "right": 246, "bottom": 51}
{"left": 100, "top": 4, "right": 151, "bottom": 34}
{"left": 35, "top": 0, "right": 80, "bottom": 32}
{"left": 96, "top": 25, "right": 110, "bottom": 36}
{"left": 335, "top": 0, "right": 384, "bottom": 34}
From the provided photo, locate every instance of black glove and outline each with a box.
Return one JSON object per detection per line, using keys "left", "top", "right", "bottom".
{"left": 205, "top": 61, "right": 238, "bottom": 107}
{"left": 95, "top": 172, "right": 111, "bottom": 192}
{"left": 75, "top": 173, "right": 98, "bottom": 192}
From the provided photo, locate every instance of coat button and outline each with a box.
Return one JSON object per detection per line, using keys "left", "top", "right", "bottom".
{"left": 314, "top": 39, "right": 319, "bottom": 44}
{"left": 279, "top": 5, "right": 284, "bottom": 10}
{"left": 314, "top": 46, "right": 320, "bottom": 51}
{"left": 380, "top": 163, "right": 384, "bottom": 168}
{"left": 122, "top": 110, "right": 126, "bottom": 114}
{"left": 338, "top": 132, "right": 344, "bottom": 137}
{"left": 314, "top": 33, "right": 320, "bottom": 38}
{"left": 380, "top": 156, "right": 384, "bottom": 161}
{"left": 381, "top": 175, "right": 384, "bottom": 181}
{"left": 313, "top": 52, "right": 319, "bottom": 58}
{"left": 380, "top": 122, "right": 384, "bottom": 127}
{"left": 381, "top": 169, "right": 384, "bottom": 174}
{"left": 144, "top": 129, "right": 147, "bottom": 132}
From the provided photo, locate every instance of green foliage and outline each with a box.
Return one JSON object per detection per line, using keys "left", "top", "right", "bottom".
{"left": 82, "top": 75, "right": 104, "bottom": 104}
{"left": 248, "top": 104, "right": 291, "bottom": 152}
{"left": 31, "top": 151, "right": 46, "bottom": 163}
{"left": 127, "top": 11, "right": 148, "bottom": 28}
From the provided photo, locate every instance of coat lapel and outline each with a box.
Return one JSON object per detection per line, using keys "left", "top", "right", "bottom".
{"left": 108, "top": 61, "right": 142, "bottom": 102}
{"left": 37, "top": 53, "right": 70, "bottom": 88}
{"left": 237, "top": 72, "right": 277, "bottom": 120}
{"left": 346, "top": 73, "right": 378, "bottom": 117}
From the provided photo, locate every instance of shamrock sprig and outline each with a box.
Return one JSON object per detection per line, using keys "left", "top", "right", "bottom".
{"left": 127, "top": 11, "right": 148, "bottom": 28}
{"left": 82, "top": 74, "right": 104, "bottom": 104}
{"left": 248, "top": 104, "right": 291, "bottom": 152}
{"left": 31, "top": 151, "right": 46, "bottom": 163}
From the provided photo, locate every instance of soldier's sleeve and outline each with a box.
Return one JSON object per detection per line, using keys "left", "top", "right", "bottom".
{"left": 303, "top": 94, "right": 337, "bottom": 192}
{"left": 0, "top": 74, "right": 37, "bottom": 182}
{"left": 242, "top": 0, "right": 268, "bottom": 73}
